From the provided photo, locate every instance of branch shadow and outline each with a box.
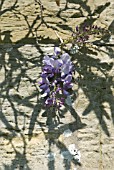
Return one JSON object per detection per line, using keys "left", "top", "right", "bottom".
{"left": 70, "top": 45, "right": 114, "bottom": 137}
{"left": 0, "top": 0, "right": 19, "bottom": 16}
{"left": 2, "top": 133, "right": 31, "bottom": 170}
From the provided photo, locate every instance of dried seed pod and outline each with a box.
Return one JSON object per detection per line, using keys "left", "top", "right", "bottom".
{"left": 55, "top": 0, "right": 60, "bottom": 6}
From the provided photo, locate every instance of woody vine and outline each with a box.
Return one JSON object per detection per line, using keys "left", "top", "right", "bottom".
{"left": 35, "top": 0, "right": 110, "bottom": 119}
{"left": 38, "top": 24, "right": 109, "bottom": 119}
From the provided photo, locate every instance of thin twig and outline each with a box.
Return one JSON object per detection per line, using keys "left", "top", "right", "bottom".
{"left": 54, "top": 31, "right": 63, "bottom": 44}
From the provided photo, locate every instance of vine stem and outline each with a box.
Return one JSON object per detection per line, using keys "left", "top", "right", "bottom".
{"left": 54, "top": 31, "right": 63, "bottom": 44}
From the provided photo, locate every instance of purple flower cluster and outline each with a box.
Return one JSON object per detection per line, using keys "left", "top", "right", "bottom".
{"left": 72, "top": 25, "right": 108, "bottom": 45}
{"left": 39, "top": 47, "right": 73, "bottom": 108}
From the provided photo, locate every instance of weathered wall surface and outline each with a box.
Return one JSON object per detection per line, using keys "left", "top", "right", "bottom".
{"left": 0, "top": 0, "right": 114, "bottom": 170}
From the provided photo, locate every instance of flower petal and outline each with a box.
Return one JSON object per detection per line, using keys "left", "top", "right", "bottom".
{"left": 61, "top": 53, "right": 70, "bottom": 64}
{"left": 54, "top": 47, "right": 61, "bottom": 56}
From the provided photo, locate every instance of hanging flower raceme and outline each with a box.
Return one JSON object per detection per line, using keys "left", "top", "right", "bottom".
{"left": 39, "top": 47, "right": 73, "bottom": 108}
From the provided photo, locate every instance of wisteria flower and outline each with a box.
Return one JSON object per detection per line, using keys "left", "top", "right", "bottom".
{"left": 72, "top": 24, "right": 108, "bottom": 45}
{"left": 39, "top": 47, "right": 73, "bottom": 108}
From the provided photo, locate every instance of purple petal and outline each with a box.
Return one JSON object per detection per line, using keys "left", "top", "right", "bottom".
{"left": 63, "top": 90, "right": 69, "bottom": 96}
{"left": 41, "top": 73, "right": 47, "bottom": 78}
{"left": 61, "top": 98, "right": 65, "bottom": 102}
{"left": 54, "top": 47, "right": 61, "bottom": 56}
{"left": 42, "top": 88, "right": 50, "bottom": 97}
{"left": 40, "top": 84, "right": 48, "bottom": 90}
{"left": 76, "top": 26, "right": 79, "bottom": 32}
{"left": 64, "top": 75, "right": 72, "bottom": 83}
{"left": 61, "top": 53, "right": 70, "bottom": 64}
{"left": 41, "top": 77, "right": 49, "bottom": 85}
{"left": 61, "top": 63, "right": 72, "bottom": 77}
{"left": 43, "top": 56, "right": 54, "bottom": 67}
{"left": 63, "top": 83, "right": 73, "bottom": 89}
{"left": 41, "top": 87, "right": 50, "bottom": 97}
{"left": 45, "top": 98, "right": 53, "bottom": 105}
{"left": 54, "top": 59, "right": 63, "bottom": 68}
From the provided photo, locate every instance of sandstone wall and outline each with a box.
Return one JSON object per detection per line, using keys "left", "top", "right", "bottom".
{"left": 0, "top": 0, "right": 114, "bottom": 170}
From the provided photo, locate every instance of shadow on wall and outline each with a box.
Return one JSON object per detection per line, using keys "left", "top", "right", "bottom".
{"left": 0, "top": 0, "right": 114, "bottom": 169}
{"left": 0, "top": 0, "right": 18, "bottom": 16}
